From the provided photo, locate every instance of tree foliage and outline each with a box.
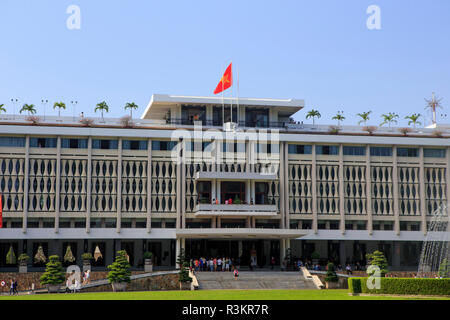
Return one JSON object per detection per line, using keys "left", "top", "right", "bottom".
{"left": 366, "top": 250, "right": 388, "bottom": 277}
{"left": 64, "top": 245, "right": 76, "bottom": 263}
{"left": 325, "top": 262, "right": 339, "bottom": 282}
{"left": 40, "top": 255, "right": 65, "bottom": 285}
{"left": 439, "top": 259, "right": 450, "bottom": 278}
{"left": 34, "top": 245, "right": 47, "bottom": 264}
{"left": 107, "top": 250, "right": 131, "bottom": 284}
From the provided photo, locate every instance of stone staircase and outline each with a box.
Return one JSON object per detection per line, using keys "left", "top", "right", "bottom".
{"left": 196, "top": 271, "right": 318, "bottom": 290}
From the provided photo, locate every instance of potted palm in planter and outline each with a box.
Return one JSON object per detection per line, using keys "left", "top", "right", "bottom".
{"left": 40, "top": 255, "right": 65, "bottom": 293}
{"left": 107, "top": 250, "right": 131, "bottom": 292}
{"left": 176, "top": 249, "right": 192, "bottom": 290}
{"left": 178, "top": 262, "right": 192, "bottom": 290}
{"left": 324, "top": 262, "right": 339, "bottom": 289}
{"left": 143, "top": 251, "right": 153, "bottom": 272}
{"left": 18, "top": 254, "right": 30, "bottom": 273}
{"left": 81, "top": 252, "right": 92, "bottom": 272}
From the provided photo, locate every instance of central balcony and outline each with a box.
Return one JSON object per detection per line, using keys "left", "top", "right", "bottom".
{"left": 193, "top": 203, "right": 278, "bottom": 217}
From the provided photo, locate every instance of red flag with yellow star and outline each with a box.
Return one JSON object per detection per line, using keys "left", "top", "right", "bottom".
{"left": 213, "top": 63, "right": 232, "bottom": 94}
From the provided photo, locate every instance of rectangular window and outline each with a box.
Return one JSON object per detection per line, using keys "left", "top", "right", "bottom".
{"left": 59, "top": 219, "right": 71, "bottom": 228}
{"left": 343, "top": 146, "right": 366, "bottom": 156}
{"left": 74, "top": 219, "right": 86, "bottom": 228}
{"left": 152, "top": 140, "right": 177, "bottom": 151}
{"left": 397, "top": 148, "right": 418, "bottom": 157}
{"left": 288, "top": 144, "right": 312, "bottom": 154}
{"left": 316, "top": 145, "right": 339, "bottom": 155}
{"left": 61, "top": 138, "right": 88, "bottom": 149}
{"left": 187, "top": 141, "right": 212, "bottom": 152}
{"left": 0, "top": 137, "right": 25, "bottom": 147}
{"left": 329, "top": 221, "right": 339, "bottom": 230}
{"left": 424, "top": 148, "right": 446, "bottom": 158}
{"left": 92, "top": 139, "right": 118, "bottom": 150}
{"left": 383, "top": 222, "right": 394, "bottom": 231}
{"left": 123, "top": 140, "right": 148, "bottom": 150}
{"left": 30, "top": 137, "right": 57, "bottom": 148}
{"left": 370, "top": 147, "right": 392, "bottom": 157}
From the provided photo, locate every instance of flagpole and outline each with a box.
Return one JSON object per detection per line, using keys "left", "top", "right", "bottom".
{"left": 237, "top": 65, "right": 240, "bottom": 126}
{"left": 230, "top": 63, "right": 233, "bottom": 123}
{"left": 222, "top": 64, "right": 224, "bottom": 126}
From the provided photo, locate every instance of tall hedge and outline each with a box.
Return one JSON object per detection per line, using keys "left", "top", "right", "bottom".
{"left": 348, "top": 277, "right": 450, "bottom": 296}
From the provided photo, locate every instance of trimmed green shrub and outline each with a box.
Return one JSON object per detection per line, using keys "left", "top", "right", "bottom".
{"left": 40, "top": 255, "right": 65, "bottom": 285}
{"left": 348, "top": 277, "right": 450, "bottom": 296}
{"left": 325, "top": 262, "right": 339, "bottom": 282}
{"left": 18, "top": 253, "right": 30, "bottom": 263}
{"left": 81, "top": 252, "right": 93, "bottom": 261}
{"left": 107, "top": 250, "right": 131, "bottom": 284}
{"left": 366, "top": 250, "right": 388, "bottom": 277}
{"left": 348, "top": 278, "right": 362, "bottom": 294}
{"left": 143, "top": 251, "right": 153, "bottom": 260}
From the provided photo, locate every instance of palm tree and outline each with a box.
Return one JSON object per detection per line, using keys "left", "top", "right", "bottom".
{"left": 0, "top": 104, "right": 6, "bottom": 114}
{"left": 95, "top": 101, "right": 109, "bottom": 121}
{"left": 332, "top": 112, "right": 345, "bottom": 126}
{"left": 380, "top": 112, "right": 399, "bottom": 128}
{"left": 357, "top": 111, "right": 372, "bottom": 126}
{"left": 53, "top": 102, "right": 66, "bottom": 117}
{"left": 124, "top": 102, "right": 138, "bottom": 118}
{"left": 306, "top": 109, "right": 321, "bottom": 125}
{"left": 20, "top": 104, "right": 36, "bottom": 115}
{"left": 404, "top": 113, "right": 422, "bottom": 129}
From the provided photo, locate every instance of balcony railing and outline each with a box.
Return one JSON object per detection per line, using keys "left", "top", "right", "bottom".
{"left": 165, "top": 118, "right": 290, "bottom": 129}
{"left": 193, "top": 203, "right": 278, "bottom": 216}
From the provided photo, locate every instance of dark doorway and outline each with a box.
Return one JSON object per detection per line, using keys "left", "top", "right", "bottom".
{"left": 148, "top": 241, "right": 162, "bottom": 266}
{"left": 0, "top": 242, "right": 19, "bottom": 267}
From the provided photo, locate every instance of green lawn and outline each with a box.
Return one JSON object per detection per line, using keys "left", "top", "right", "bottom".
{"left": 0, "top": 289, "right": 449, "bottom": 300}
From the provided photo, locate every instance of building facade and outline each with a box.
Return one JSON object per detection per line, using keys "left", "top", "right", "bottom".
{"left": 0, "top": 94, "right": 449, "bottom": 270}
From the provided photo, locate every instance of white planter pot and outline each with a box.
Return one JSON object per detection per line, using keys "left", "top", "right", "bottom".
{"left": 111, "top": 282, "right": 127, "bottom": 292}
{"left": 82, "top": 261, "right": 91, "bottom": 272}
{"left": 19, "top": 264, "right": 28, "bottom": 273}
{"left": 48, "top": 284, "right": 62, "bottom": 293}
{"left": 144, "top": 259, "right": 153, "bottom": 272}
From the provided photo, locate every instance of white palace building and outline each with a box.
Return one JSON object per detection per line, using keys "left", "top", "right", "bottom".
{"left": 0, "top": 94, "right": 449, "bottom": 270}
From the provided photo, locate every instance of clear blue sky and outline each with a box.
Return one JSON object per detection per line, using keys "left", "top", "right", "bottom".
{"left": 1, "top": 0, "right": 449, "bottom": 126}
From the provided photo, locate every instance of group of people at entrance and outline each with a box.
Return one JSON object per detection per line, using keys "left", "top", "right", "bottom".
{"left": 190, "top": 257, "right": 238, "bottom": 272}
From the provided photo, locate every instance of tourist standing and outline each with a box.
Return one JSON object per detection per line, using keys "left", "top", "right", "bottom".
{"left": 233, "top": 268, "right": 239, "bottom": 280}
{"left": 9, "top": 279, "right": 14, "bottom": 295}
{"left": 13, "top": 280, "right": 18, "bottom": 295}
{"left": 270, "top": 256, "right": 276, "bottom": 270}
{"left": 217, "top": 258, "right": 222, "bottom": 271}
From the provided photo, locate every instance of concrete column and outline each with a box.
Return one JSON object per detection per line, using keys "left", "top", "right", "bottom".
{"left": 393, "top": 241, "right": 401, "bottom": 269}
{"left": 217, "top": 180, "right": 221, "bottom": 203}
{"left": 279, "top": 143, "right": 286, "bottom": 229}
{"left": 217, "top": 217, "right": 221, "bottom": 228}
{"left": 311, "top": 144, "right": 318, "bottom": 233}
{"left": 23, "top": 135, "right": 30, "bottom": 233}
{"left": 419, "top": 147, "right": 427, "bottom": 235}
{"left": 280, "top": 239, "right": 286, "bottom": 262}
{"left": 338, "top": 144, "right": 345, "bottom": 235}
{"left": 116, "top": 138, "right": 122, "bottom": 233}
{"left": 54, "top": 136, "right": 61, "bottom": 233}
{"left": 181, "top": 141, "right": 186, "bottom": 229}
{"left": 339, "top": 241, "right": 346, "bottom": 266}
{"left": 447, "top": 147, "right": 450, "bottom": 221}
{"left": 392, "top": 146, "right": 400, "bottom": 235}
{"left": 86, "top": 137, "right": 92, "bottom": 233}
{"left": 147, "top": 139, "right": 152, "bottom": 233}
{"left": 175, "top": 238, "right": 181, "bottom": 269}
{"left": 176, "top": 143, "right": 182, "bottom": 229}
{"left": 284, "top": 142, "right": 290, "bottom": 228}
{"left": 366, "top": 145, "right": 373, "bottom": 235}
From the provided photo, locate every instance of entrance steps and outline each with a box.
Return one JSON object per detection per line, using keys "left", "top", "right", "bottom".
{"left": 196, "top": 271, "right": 318, "bottom": 290}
